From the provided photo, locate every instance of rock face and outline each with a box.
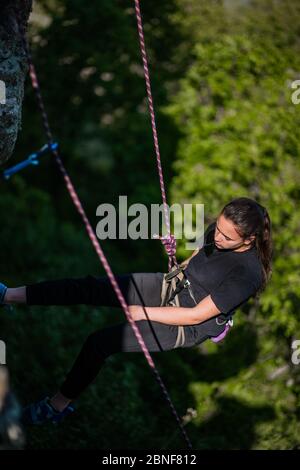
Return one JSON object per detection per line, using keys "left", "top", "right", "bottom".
{"left": 0, "top": 0, "right": 32, "bottom": 166}
{"left": 0, "top": 365, "right": 25, "bottom": 449}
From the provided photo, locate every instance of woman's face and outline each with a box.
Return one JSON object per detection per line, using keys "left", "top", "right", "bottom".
{"left": 214, "top": 214, "right": 254, "bottom": 252}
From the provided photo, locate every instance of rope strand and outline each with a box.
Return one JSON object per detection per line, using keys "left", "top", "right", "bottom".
{"left": 134, "top": 0, "right": 178, "bottom": 271}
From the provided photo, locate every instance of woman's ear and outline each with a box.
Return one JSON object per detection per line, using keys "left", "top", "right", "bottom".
{"left": 245, "top": 234, "right": 256, "bottom": 245}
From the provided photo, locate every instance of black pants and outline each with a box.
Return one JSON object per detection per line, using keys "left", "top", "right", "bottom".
{"left": 26, "top": 273, "right": 225, "bottom": 399}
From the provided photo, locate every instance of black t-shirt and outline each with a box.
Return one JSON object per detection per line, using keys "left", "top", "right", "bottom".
{"left": 178, "top": 222, "right": 264, "bottom": 314}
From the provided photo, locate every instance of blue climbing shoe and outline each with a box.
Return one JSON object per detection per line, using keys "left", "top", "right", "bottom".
{"left": 0, "top": 282, "right": 8, "bottom": 304}
{"left": 22, "top": 396, "right": 75, "bottom": 425}
{"left": 0, "top": 282, "right": 14, "bottom": 313}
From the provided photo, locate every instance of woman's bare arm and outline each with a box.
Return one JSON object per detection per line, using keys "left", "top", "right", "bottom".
{"left": 4, "top": 287, "right": 27, "bottom": 304}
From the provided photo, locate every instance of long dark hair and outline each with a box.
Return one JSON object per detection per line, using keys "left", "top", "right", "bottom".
{"left": 220, "top": 197, "right": 273, "bottom": 295}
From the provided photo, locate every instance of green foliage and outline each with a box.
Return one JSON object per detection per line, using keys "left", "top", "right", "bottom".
{"left": 165, "top": 2, "right": 300, "bottom": 340}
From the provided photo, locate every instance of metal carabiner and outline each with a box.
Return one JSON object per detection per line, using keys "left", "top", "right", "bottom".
{"left": 184, "top": 279, "right": 198, "bottom": 305}
{"left": 216, "top": 315, "right": 234, "bottom": 326}
{"left": 216, "top": 315, "right": 227, "bottom": 326}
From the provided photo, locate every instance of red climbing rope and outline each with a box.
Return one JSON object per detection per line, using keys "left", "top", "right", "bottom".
{"left": 134, "top": 0, "right": 178, "bottom": 272}
{"left": 17, "top": 16, "right": 192, "bottom": 450}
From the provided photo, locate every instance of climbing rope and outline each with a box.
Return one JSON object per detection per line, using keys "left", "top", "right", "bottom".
{"left": 134, "top": 0, "right": 178, "bottom": 271}
{"left": 16, "top": 14, "right": 193, "bottom": 450}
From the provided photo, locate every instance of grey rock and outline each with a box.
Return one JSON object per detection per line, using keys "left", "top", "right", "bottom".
{"left": 0, "top": 0, "right": 32, "bottom": 165}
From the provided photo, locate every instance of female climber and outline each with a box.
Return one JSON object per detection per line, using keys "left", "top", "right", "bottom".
{"left": 0, "top": 197, "right": 273, "bottom": 425}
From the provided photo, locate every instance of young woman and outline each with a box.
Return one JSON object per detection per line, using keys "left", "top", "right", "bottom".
{"left": 0, "top": 197, "right": 273, "bottom": 425}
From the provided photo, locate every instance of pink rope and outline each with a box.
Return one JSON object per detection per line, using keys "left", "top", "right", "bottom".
{"left": 134, "top": 0, "right": 178, "bottom": 271}
{"left": 18, "top": 21, "right": 192, "bottom": 450}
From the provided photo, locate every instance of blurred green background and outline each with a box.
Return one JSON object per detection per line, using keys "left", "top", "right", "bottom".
{"left": 0, "top": 0, "right": 300, "bottom": 449}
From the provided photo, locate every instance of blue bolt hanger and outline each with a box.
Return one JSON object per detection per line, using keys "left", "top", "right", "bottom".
{"left": 3, "top": 142, "right": 58, "bottom": 180}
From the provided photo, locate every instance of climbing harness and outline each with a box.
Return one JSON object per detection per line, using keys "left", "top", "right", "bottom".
{"left": 160, "top": 262, "right": 234, "bottom": 347}
{"left": 160, "top": 263, "right": 188, "bottom": 349}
